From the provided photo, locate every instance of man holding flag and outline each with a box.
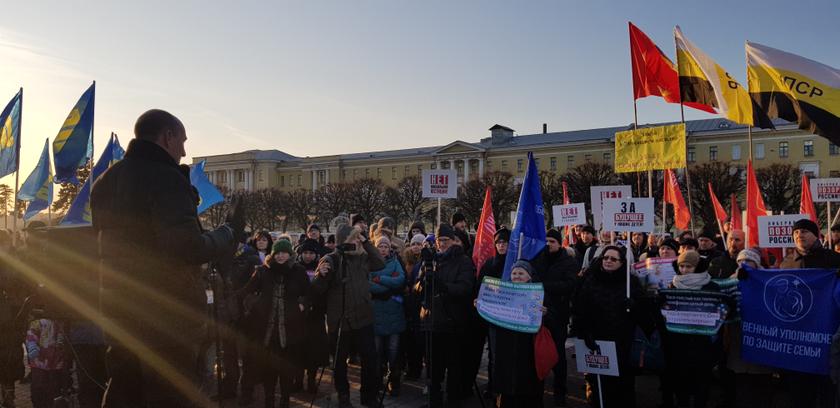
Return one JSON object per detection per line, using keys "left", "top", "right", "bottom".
{"left": 91, "top": 109, "right": 245, "bottom": 407}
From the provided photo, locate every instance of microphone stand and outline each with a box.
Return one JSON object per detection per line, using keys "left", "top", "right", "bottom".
{"left": 420, "top": 247, "right": 436, "bottom": 408}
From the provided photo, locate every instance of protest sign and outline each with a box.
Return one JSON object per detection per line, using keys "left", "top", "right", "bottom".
{"left": 810, "top": 178, "right": 840, "bottom": 202}
{"left": 477, "top": 276, "right": 544, "bottom": 333}
{"left": 421, "top": 169, "right": 457, "bottom": 199}
{"left": 614, "top": 123, "right": 687, "bottom": 173}
{"left": 738, "top": 265, "right": 840, "bottom": 375}
{"left": 590, "top": 185, "right": 632, "bottom": 230}
{"left": 573, "top": 338, "right": 620, "bottom": 376}
{"left": 659, "top": 289, "right": 731, "bottom": 336}
{"left": 603, "top": 197, "right": 655, "bottom": 232}
{"left": 633, "top": 256, "right": 678, "bottom": 290}
{"left": 757, "top": 214, "right": 803, "bottom": 248}
{"left": 552, "top": 203, "right": 586, "bottom": 227}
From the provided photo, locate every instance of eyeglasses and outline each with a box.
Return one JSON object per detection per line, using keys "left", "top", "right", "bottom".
{"left": 602, "top": 256, "right": 621, "bottom": 262}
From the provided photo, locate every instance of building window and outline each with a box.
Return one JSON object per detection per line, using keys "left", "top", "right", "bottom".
{"left": 365, "top": 168, "right": 371, "bottom": 178}
{"left": 567, "top": 155, "right": 575, "bottom": 167}
{"left": 688, "top": 146, "right": 696, "bottom": 163}
{"left": 377, "top": 168, "right": 382, "bottom": 178}
{"left": 550, "top": 157, "right": 557, "bottom": 171}
{"left": 779, "top": 141, "right": 789, "bottom": 158}
{"left": 404, "top": 165, "right": 410, "bottom": 176}
{"left": 258, "top": 169, "right": 264, "bottom": 182}
{"left": 501, "top": 160, "right": 508, "bottom": 170}
{"left": 830, "top": 144, "right": 840, "bottom": 156}
{"left": 391, "top": 167, "right": 397, "bottom": 180}
{"left": 341, "top": 170, "right": 347, "bottom": 180}
{"left": 280, "top": 176, "right": 285, "bottom": 187}
{"left": 709, "top": 146, "right": 718, "bottom": 161}
{"left": 431, "top": 162, "right": 437, "bottom": 169}
{"left": 804, "top": 140, "right": 814, "bottom": 157}
{"left": 755, "top": 143, "right": 765, "bottom": 160}
{"left": 603, "top": 152, "right": 611, "bottom": 162}
{"left": 417, "top": 164, "right": 423, "bottom": 173}
{"left": 237, "top": 171, "right": 244, "bottom": 182}
{"left": 353, "top": 169, "right": 359, "bottom": 179}
{"left": 297, "top": 175, "right": 301, "bottom": 186}
{"left": 584, "top": 154, "right": 592, "bottom": 162}
{"left": 517, "top": 159, "right": 523, "bottom": 173}
{"left": 732, "top": 145, "right": 741, "bottom": 160}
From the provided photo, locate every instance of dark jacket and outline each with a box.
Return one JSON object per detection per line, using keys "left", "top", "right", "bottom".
{"left": 91, "top": 139, "right": 234, "bottom": 348}
{"left": 478, "top": 253, "right": 506, "bottom": 282}
{"left": 311, "top": 240, "right": 385, "bottom": 333}
{"left": 780, "top": 243, "right": 840, "bottom": 270}
{"left": 531, "top": 246, "right": 579, "bottom": 326}
{"left": 708, "top": 252, "right": 739, "bottom": 279}
{"left": 574, "top": 240, "right": 599, "bottom": 269}
{"left": 489, "top": 325, "right": 542, "bottom": 398}
{"left": 662, "top": 280, "right": 724, "bottom": 373}
{"left": 240, "top": 261, "right": 309, "bottom": 349}
{"left": 417, "top": 245, "right": 475, "bottom": 333}
{"left": 299, "top": 258, "right": 329, "bottom": 367}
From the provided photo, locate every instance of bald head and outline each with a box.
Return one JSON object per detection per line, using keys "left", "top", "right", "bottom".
{"left": 134, "top": 109, "right": 187, "bottom": 163}
{"left": 727, "top": 229, "right": 745, "bottom": 256}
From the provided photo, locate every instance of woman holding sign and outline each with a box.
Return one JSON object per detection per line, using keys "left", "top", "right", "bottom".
{"left": 571, "top": 246, "right": 652, "bottom": 408}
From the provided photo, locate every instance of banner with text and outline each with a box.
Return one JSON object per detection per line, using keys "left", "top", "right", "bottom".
{"left": 659, "top": 289, "right": 731, "bottom": 336}
{"left": 758, "top": 214, "right": 805, "bottom": 248}
{"left": 477, "top": 276, "right": 544, "bottom": 334}
{"left": 552, "top": 203, "right": 586, "bottom": 227}
{"left": 603, "top": 197, "right": 655, "bottom": 232}
{"left": 573, "top": 339, "right": 620, "bottom": 376}
{"left": 634, "top": 256, "right": 678, "bottom": 290}
{"left": 422, "top": 169, "right": 458, "bottom": 199}
{"left": 590, "top": 185, "right": 633, "bottom": 230}
{"left": 810, "top": 178, "right": 840, "bottom": 202}
{"left": 738, "top": 265, "right": 840, "bottom": 375}
{"left": 614, "top": 123, "right": 687, "bottom": 173}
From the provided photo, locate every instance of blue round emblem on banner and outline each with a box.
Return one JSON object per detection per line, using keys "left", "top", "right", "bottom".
{"left": 763, "top": 274, "right": 813, "bottom": 323}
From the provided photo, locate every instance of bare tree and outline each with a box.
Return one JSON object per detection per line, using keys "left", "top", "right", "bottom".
{"left": 313, "top": 183, "right": 351, "bottom": 231}
{"left": 258, "top": 188, "right": 286, "bottom": 231}
{"left": 755, "top": 163, "right": 801, "bottom": 215}
{"left": 200, "top": 187, "right": 230, "bottom": 229}
{"left": 382, "top": 187, "right": 405, "bottom": 224}
{"left": 397, "top": 176, "right": 426, "bottom": 223}
{"left": 483, "top": 171, "right": 520, "bottom": 228}
{"left": 454, "top": 179, "right": 487, "bottom": 228}
{"left": 539, "top": 171, "right": 563, "bottom": 228}
{"left": 347, "top": 178, "right": 386, "bottom": 223}
{"left": 285, "top": 189, "right": 314, "bottom": 231}
{"left": 562, "top": 162, "right": 621, "bottom": 224}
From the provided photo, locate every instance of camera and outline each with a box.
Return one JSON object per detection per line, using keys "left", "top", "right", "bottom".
{"left": 337, "top": 243, "right": 357, "bottom": 252}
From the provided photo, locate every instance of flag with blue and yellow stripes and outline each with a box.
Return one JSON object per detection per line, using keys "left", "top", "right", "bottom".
{"left": 19, "top": 139, "right": 53, "bottom": 220}
{"left": 0, "top": 90, "right": 22, "bottom": 179}
{"left": 191, "top": 160, "right": 224, "bottom": 214}
{"left": 53, "top": 83, "right": 95, "bottom": 184}
{"left": 61, "top": 133, "right": 124, "bottom": 225}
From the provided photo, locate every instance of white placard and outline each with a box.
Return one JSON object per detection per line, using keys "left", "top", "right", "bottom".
{"left": 602, "top": 197, "right": 655, "bottom": 232}
{"left": 552, "top": 203, "right": 586, "bottom": 227}
{"left": 590, "top": 185, "right": 632, "bottom": 230}
{"left": 421, "top": 169, "right": 458, "bottom": 199}
{"left": 573, "top": 338, "right": 620, "bottom": 377}
{"left": 811, "top": 178, "right": 840, "bottom": 202}
{"left": 757, "top": 214, "right": 806, "bottom": 248}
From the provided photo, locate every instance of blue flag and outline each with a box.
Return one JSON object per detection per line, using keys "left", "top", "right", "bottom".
{"left": 502, "top": 152, "right": 546, "bottom": 281}
{"left": 738, "top": 265, "right": 840, "bottom": 375}
{"left": 20, "top": 139, "right": 53, "bottom": 220}
{"left": 61, "top": 133, "right": 123, "bottom": 225}
{"left": 191, "top": 160, "right": 224, "bottom": 214}
{"left": 0, "top": 90, "right": 22, "bottom": 179}
{"left": 53, "top": 83, "right": 95, "bottom": 184}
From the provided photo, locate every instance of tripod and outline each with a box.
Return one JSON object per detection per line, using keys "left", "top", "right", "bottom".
{"left": 310, "top": 251, "right": 348, "bottom": 408}
{"left": 207, "top": 262, "right": 225, "bottom": 408}
{"left": 420, "top": 247, "right": 436, "bottom": 408}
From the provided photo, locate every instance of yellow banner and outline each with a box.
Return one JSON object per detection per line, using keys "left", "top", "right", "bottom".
{"left": 614, "top": 123, "right": 686, "bottom": 173}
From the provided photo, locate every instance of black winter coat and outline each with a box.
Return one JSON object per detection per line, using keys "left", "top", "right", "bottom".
{"left": 417, "top": 245, "right": 475, "bottom": 333}
{"left": 489, "top": 325, "right": 542, "bottom": 398}
{"left": 91, "top": 139, "right": 234, "bottom": 348}
{"left": 240, "top": 261, "right": 309, "bottom": 350}
{"left": 531, "top": 247, "right": 579, "bottom": 327}
{"left": 708, "top": 252, "right": 738, "bottom": 279}
{"left": 299, "top": 259, "right": 329, "bottom": 367}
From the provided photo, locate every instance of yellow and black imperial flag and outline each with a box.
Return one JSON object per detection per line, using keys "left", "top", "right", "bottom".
{"left": 747, "top": 41, "right": 840, "bottom": 145}
{"left": 675, "top": 26, "right": 773, "bottom": 128}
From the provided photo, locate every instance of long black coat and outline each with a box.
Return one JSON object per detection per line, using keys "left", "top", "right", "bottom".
{"left": 299, "top": 259, "right": 329, "bottom": 368}
{"left": 240, "top": 261, "right": 309, "bottom": 351}
{"left": 489, "top": 325, "right": 542, "bottom": 398}
{"left": 91, "top": 139, "right": 234, "bottom": 349}
{"left": 531, "top": 247, "right": 578, "bottom": 327}
{"left": 416, "top": 245, "right": 475, "bottom": 333}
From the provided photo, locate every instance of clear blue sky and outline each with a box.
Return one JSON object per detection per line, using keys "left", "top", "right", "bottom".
{"left": 1, "top": 0, "right": 838, "bottom": 184}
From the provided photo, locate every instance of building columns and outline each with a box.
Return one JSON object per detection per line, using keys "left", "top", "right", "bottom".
{"left": 312, "top": 170, "right": 317, "bottom": 191}
{"left": 463, "top": 159, "right": 470, "bottom": 182}
{"left": 227, "top": 169, "right": 234, "bottom": 189}
{"left": 478, "top": 158, "right": 484, "bottom": 178}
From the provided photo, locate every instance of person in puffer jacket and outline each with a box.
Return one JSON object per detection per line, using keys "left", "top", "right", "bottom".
{"left": 369, "top": 235, "right": 406, "bottom": 396}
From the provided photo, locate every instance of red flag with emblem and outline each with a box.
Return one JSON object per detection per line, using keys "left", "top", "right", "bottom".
{"left": 473, "top": 186, "right": 496, "bottom": 275}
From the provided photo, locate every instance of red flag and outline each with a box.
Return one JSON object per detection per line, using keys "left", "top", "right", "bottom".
{"left": 708, "top": 182, "right": 728, "bottom": 225}
{"left": 472, "top": 186, "right": 496, "bottom": 275}
{"left": 730, "top": 194, "right": 742, "bottom": 230}
{"left": 800, "top": 175, "right": 818, "bottom": 223}
{"left": 746, "top": 160, "right": 768, "bottom": 248}
{"left": 562, "top": 181, "right": 576, "bottom": 247}
{"left": 664, "top": 169, "right": 691, "bottom": 230}
{"left": 629, "top": 22, "right": 714, "bottom": 113}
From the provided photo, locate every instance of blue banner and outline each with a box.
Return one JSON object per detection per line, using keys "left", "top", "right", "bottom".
{"left": 738, "top": 265, "right": 840, "bottom": 375}
{"left": 20, "top": 139, "right": 53, "bottom": 221}
{"left": 0, "top": 90, "right": 22, "bottom": 179}
{"left": 190, "top": 160, "right": 224, "bottom": 214}
{"left": 61, "top": 134, "right": 123, "bottom": 225}
{"left": 502, "top": 152, "right": 546, "bottom": 281}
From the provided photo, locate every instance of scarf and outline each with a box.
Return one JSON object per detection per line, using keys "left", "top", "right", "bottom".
{"left": 672, "top": 272, "right": 711, "bottom": 290}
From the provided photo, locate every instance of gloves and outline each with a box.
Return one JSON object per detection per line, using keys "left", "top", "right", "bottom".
{"left": 584, "top": 335, "right": 600, "bottom": 354}
{"left": 737, "top": 267, "right": 749, "bottom": 280}
{"left": 226, "top": 194, "right": 246, "bottom": 242}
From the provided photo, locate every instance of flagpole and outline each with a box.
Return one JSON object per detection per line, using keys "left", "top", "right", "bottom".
{"left": 679, "top": 104, "right": 697, "bottom": 233}
{"left": 828, "top": 202, "right": 833, "bottom": 248}
{"left": 88, "top": 81, "right": 95, "bottom": 215}
{"left": 634, "top": 100, "right": 652, "bottom": 199}
{"left": 12, "top": 88, "right": 22, "bottom": 243}
{"left": 517, "top": 232, "right": 524, "bottom": 260}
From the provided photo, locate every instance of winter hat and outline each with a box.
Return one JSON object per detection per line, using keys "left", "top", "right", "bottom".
{"left": 698, "top": 229, "right": 716, "bottom": 240}
{"left": 350, "top": 213, "right": 365, "bottom": 227}
{"left": 326, "top": 234, "right": 335, "bottom": 244}
{"left": 736, "top": 248, "right": 762, "bottom": 266}
{"left": 436, "top": 223, "right": 456, "bottom": 240}
{"left": 410, "top": 234, "right": 426, "bottom": 245}
{"left": 336, "top": 224, "right": 360, "bottom": 245}
{"left": 451, "top": 212, "right": 467, "bottom": 226}
{"left": 494, "top": 228, "right": 511, "bottom": 243}
{"left": 581, "top": 225, "right": 597, "bottom": 235}
{"left": 375, "top": 235, "right": 392, "bottom": 248}
{"left": 660, "top": 238, "right": 680, "bottom": 252}
{"left": 680, "top": 238, "right": 699, "bottom": 249}
{"left": 511, "top": 260, "right": 534, "bottom": 278}
{"left": 677, "top": 250, "right": 700, "bottom": 268}
{"left": 297, "top": 238, "right": 321, "bottom": 254}
{"left": 307, "top": 224, "right": 320, "bottom": 233}
{"left": 271, "top": 240, "right": 295, "bottom": 257}
{"left": 792, "top": 219, "right": 819, "bottom": 236}
{"left": 453, "top": 229, "right": 471, "bottom": 247}
{"left": 546, "top": 228, "right": 563, "bottom": 243}
{"left": 425, "top": 234, "right": 436, "bottom": 244}
{"left": 409, "top": 221, "right": 427, "bottom": 235}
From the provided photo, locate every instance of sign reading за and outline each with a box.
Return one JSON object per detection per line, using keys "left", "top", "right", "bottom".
{"left": 421, "top": 169, "right": 458, "bottom": 199}
{"left": 758, "top": 214, "right": 806, "bottom": 248}
{"left": 590, "top": 185, "right": 632, "bottom": 230}
{"left": 552, "top": 203, "right": 586, "bottom": 227}
{"left": 573, "top": 338, "right": 620, "bottom": 376}
{"left": 810, "top": 178, "right": 840, "bottom": 202}
{"left": 602, "top": 197, "right": 655, "bottom": 232}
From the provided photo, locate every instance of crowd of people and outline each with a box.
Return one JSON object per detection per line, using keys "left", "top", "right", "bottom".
{"left": 3, "top": 109, "right": 840, "bottom": 408}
